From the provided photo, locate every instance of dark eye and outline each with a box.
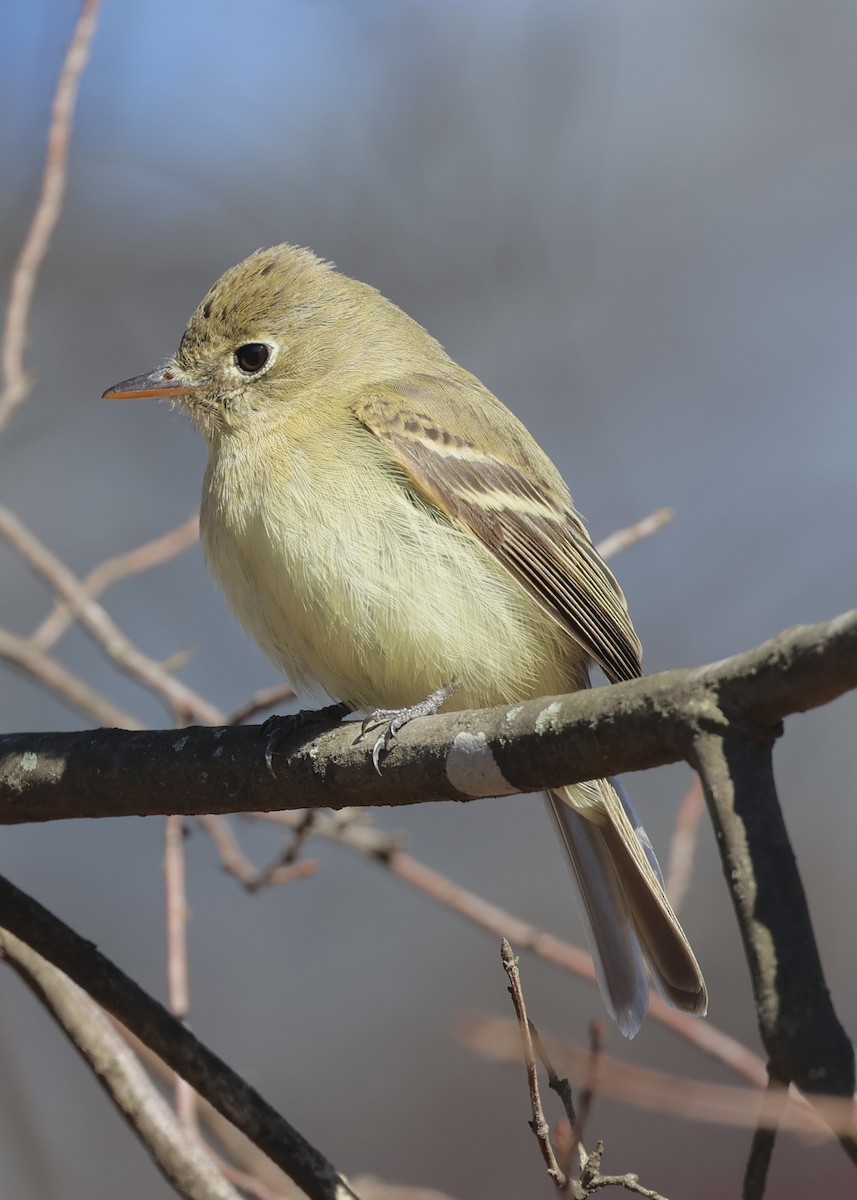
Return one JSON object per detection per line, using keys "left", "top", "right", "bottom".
{"left": 234, "top": 343, "right": 271, "bottom": 374}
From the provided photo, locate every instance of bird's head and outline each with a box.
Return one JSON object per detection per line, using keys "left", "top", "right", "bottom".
{"left": 104, "top": 243, "right": 414, "bottom": 439}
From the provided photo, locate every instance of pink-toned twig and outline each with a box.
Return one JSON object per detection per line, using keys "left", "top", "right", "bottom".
{"left": 215, "top": 1164, "right": 289, "bottom": 1200}
{"left": 595, "top": 508, "right": 675, "bottom": 561}
{"left": 664, "top": 776, "right": 706, "bottom": 912}
{"left": 0, "top": 506, "right": 223, "bottom": 726}
{"left": 164, "top": 814, "right": 197, "bottom": 1132}
{"left": 227, "top": 684, "right": 296, "bottom": 727}
{"left": 461, "top": 1013, "right": 838, "bottom": 1139}
{"left": 0, "top": 626, "right": 144, "bottom": 729}
{"left": 246, "top": 810, "right": 770, "bottom": 1092}
{"left": 197, "top": 814, "right": 317, "bottom": 892}
{"left": 32, "top": 514, "right": 199, "bottom": 651}
{"left": 0, "top": 0, "right": 102, "bottom": 437}
{"left": 501, "top": 938, "right": 566, "bottom": 1186}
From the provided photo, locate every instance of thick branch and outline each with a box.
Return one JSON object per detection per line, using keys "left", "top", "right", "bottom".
{"left": 693, "top": 733, "right": 857, "bottom": 1158}
{"left": 0, "top": 609, "right": 855, "bottom": 823}
{"left": 0, "top": 929, "right": 242, "bottom": 1200}
{"left": 0, "top": 872, "right": 358, "bottom": 1200}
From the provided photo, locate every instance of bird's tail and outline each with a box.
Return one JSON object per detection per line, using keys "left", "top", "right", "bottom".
{"left": 546, "top": 778, "right": 707, "bottom": 1038}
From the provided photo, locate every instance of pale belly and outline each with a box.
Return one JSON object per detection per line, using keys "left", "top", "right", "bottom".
{"left": 201, "top": 436, "right": 587, "bottom": 713}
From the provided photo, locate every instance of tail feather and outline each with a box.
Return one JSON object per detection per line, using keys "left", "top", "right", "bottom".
{"left": 547, "top": 779, "right": 707, "bottom": 1037}
{"left": 546, "top": 789, "right": 648, "bottom": 1037}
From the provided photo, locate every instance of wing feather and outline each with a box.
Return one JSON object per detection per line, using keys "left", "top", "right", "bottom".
{"left": 354, "top": 387, "right": 643, "bottom": 684}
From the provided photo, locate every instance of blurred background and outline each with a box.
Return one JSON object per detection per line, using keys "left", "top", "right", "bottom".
{"left": 2, "top": 1, "right": 857, "bottom": 1196}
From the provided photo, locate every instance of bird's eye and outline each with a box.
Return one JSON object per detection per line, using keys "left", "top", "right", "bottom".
{"left": 234, "top": 343, "right": 271, "bottom": 374}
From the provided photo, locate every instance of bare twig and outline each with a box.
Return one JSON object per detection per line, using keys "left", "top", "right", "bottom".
{"left": 595, "top": 508, "right": 675, "bottom": 561}
{"left": 197, "top": 814, "right": 317, "bottom": 892}
{"left": 0, "top": 626, "right": 144, "bottom": 728}
{"left": 0, "top": 506, "right": 223, "bottom": 725}
{"left": 246, "top": 809, "right": 320, "bottom": 891}
{"left": 215, "top": 1164, "right": 290, "bottom": 1200}
{"left": 664, "top": 776, "right": 706, "bottom": 911}
{"left": 498, "top": 949, "right": 673, "bottom": 1200}
{"left": 579, "top": 1145, "right": 669, "bottom": 1200}
{"left": 0, "top": 927, "right": 243, "bottom": 1200}
{"left": 571, "top": 1023, "right": 604, "bottom": 1174}
{"left": 250, "top": 811, "right": 784, "bottom": 1094}
{"left": 0, "top": 0, "right": 102, "bottom": 436}
{"left": 165, "top": 814, "right": 197, "bottom": 1131}
{"left": 461, "top": 1013, "right": 854, "bottom": 1136}
{"left": 227, "top": 684, "right": 296, "bottom": 726}
{"left": 197, "top": 815, "right": 259, "bottom": 886}
{"left": 31, "top": 514, "right": 199, "bottom": 650}
{"left": 501, "top": 937, "right": 566, "bottom": 1186}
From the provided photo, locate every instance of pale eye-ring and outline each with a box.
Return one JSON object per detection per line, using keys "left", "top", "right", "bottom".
{"left": 234, "top": 343, "right": 271, "bottom": 375}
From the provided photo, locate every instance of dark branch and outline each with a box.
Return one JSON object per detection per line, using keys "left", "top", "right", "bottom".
{"left": 0, "top": 873, "right": 358, "bottom": 1200}
{"left": 692, "top": 732, "right": 857, "bottom": 1164}
{"left": 0, "top": 609, "right": 855, "bottom": 824}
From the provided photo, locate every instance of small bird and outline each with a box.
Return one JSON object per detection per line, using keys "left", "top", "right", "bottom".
{"left": 104, "top": 244, "right": 706, "bottom": 1036}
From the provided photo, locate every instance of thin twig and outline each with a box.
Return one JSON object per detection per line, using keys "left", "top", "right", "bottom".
{"left": 165, "top": 814, "right": 197, "bottom": 1132}
{"left": 501, "top": 937, "right": 566, "bottom": 1186}
{"left": 0, "top": 626, "right": 144, "bottom": 728}
{"left": 570, "top": 1023, "right": 604, "bottom": 1177}
{"left": 227, "top": 684, "right": 296, "bottom": 726}
{"left": 664, "top": 776, "right": 705, "bottom": 911}
{"left": 197, "top": 814, "right": 317, "bottom": 892}
{"left": 197, "top": 815, "right": 259, "bottom": 886}
{"left": 31, "top": 514, "right": 199, "bottom": 651}
{"left": 0, "top": 506, "right": 223, "bottom": 725}
{"left": 580, "top": 1149, "right": 669, "bottom": 1200}
{"left": 528, "top": 1018, "right": 582, "bottom": 1183}
{"left": 0, "top": 927, "right": 242, "bottom": 1200}
{"left": 215, "top": 1164, "right": 290, "bottom": 1200}
{"left": 595, "top": 508, "right": 675, "bottom": 561}
{"left": 461, "top": 1013, "right": 853, "bottom": 1137}
{"left": 248, "top": 811, "right": 778, "bottom": 1093}
{"left": 246, "top": 810, "right": 320, "bottom": 892}
{"left": 0, "top": 0, "right": 102, "bottom": 436}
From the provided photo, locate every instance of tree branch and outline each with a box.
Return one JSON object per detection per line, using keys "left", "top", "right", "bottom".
{"left": 0, "top": 609, "right": 854, "bottom": 822}
{"left": 0, "top": 929, "right": 242, "bottom": 1200}
{"left": 0, "top": 506, "right": 223, "bottom": 725}
{"left": 692, "top": 732, "right": 857, "bottom": 1161}
{"left": 0, "top": 0, "right": 101, "bottom": 435}
{"left": 0, "top": 872, "right": 359, "bottom": 1200}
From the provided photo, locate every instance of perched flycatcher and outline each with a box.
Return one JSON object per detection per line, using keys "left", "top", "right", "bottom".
{"left": 105, "top": 244, "right": 706, "bottom": 1037}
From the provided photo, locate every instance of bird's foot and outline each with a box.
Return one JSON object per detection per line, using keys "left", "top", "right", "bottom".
{"left": 358, "top": 680, "right": 459, "bottom": 774}
{"left": 262, "top": 702, "right": 351, "bottom": 777}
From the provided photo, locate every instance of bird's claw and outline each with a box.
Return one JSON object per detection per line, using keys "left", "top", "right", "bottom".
{"left": 358, "top": 680, "right": 460, "bottom": 774}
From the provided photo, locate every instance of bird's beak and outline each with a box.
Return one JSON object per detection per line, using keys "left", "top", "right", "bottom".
{"left": 102, "top": 368, "right": 197, "bottom": 401}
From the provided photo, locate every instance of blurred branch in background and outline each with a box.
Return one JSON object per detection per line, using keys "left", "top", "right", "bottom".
{"left": 0, "top": 0, "right": 101, "bottom": 436}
